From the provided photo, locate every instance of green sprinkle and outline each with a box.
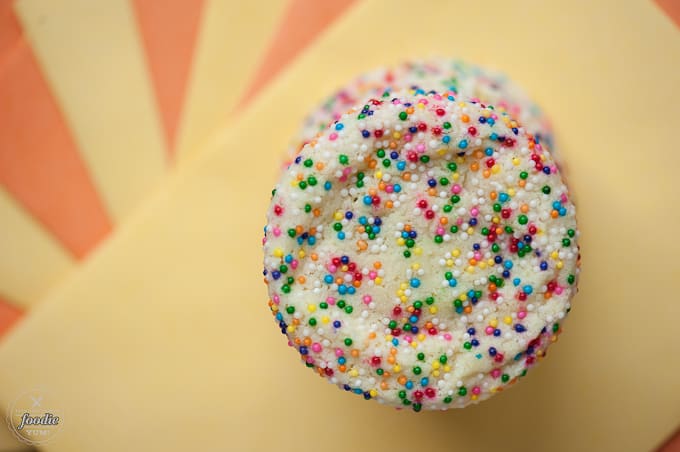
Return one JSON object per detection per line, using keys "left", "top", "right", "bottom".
{"left": 542, "top": 185, "right": 551, "bottom": 194}
{"left": 518, "top": 215, "right": 528, "bottom": 225}
{"left": 413, "top": 366, "right": 422, "bottom": 375}
{"left": 339, "top": 155, "right": 349, "bottom": 165}
{"left": 308, "top": 317, "right": 317, "bottom": 326}
{"left": 458, "top": 387, "right": 467, "bottom": 396}
{"left": 286, "top": 306, "right": 295, "bottom": 314}
{"left": 344, "top": 338, "right": 353, "bottom": 346}
{"left": 303, "top": 159, "right": 313, "bottom": 167}
{"left": 399, "top": 111, "right": 408, "bottom": 120}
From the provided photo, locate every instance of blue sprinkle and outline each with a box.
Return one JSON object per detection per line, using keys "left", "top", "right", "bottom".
{"left": 393, "top": 184, "right": 402, "bottom": 193}
{"left": 504, "top": 260, "right": 513, "bottom": 269}
{"left": 337, "top": 232, "right": 345, "bottom": 240}
{"left": 514, "top": 324, "right": 527, "bottom": 333}
{"left": 335, "top": 123, "right": 344, "bottom": 131}
{"left": 420, "top": 378, "right": 429, "bottom": 386}
{"left": 324, "top": 275, "right": 333, "bottom": 284}
{"left": 397, "top": 161, "right": 406, "bottom": 171}
{"left": 499, "top": 192, "right": 509, "bottom": 202}
{"left": 410, "top": 278, "right": 421, "bottom": 288}
{"left": 338, "top": 357, "right": 346, "bottom": 364}
{"left": 363, "top": 195, "right": 373, "bottom": 205}
{"left": 448, "top": 279, "right": 457, "bottom": 287}
{"left": 405, "top": 381, "right": 414, "bottom": 390}
{"left": 442, "top": 136, "right": 451, "bottom": 144}
{"left": 347, "top": 286, "right": 356, "bottom": 295}
{"left": 285, "top": 255, "right": 293, "bottom": 263}
{"left": 345, "top": 211, "right": 353, "bottom": 219}
{"left": 458, "top": 139, "right": 468, "bottom": 149}
{"left": 361, "top": 130, "right": 370, "bottom": 138}
{"left": 513, "top": 278, "right": 521, "bottom": 286}
{"left": 338, "top": 285, "right": 347, "bottom": 295}
{"left": 324, "top": 181, "right": 332, "bottom": 191}
{"left": 299, "top": 346, "right": 308, "bottom": 355}
{"left": 523, "top": 285, "right": 533, "bottom": 294}
{"left": 485, "top": 147, "right": 494, "bottom": 156}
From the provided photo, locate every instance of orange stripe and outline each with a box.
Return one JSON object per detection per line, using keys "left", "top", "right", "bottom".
{"left": 239, "top": 0, "right": 357, "bottom": 105}
{"left": 0, "top": 294, "right": 23, "bottom": 338}
{"left": 132, "top": 0, "right": 205, "bottom": 157}
{"left": 0, "top": 2, "right": 112, "bottom": 259}
{"left": 655, "top": 0, "right": 680, "bottom": 28}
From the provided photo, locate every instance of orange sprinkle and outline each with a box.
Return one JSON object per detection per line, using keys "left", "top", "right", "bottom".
{"left": 368, "top": 159, "right": 377, "bottom": 169}
{"left": 374, "top": 262, "right": 382, "bottom": 269}
{"left": 297, "top": 276, "right": 306, "bottom": 284}
{"left": 404, "top": 224, "right": 412, "bottom": 232}
{"left": 518, "top": 179, "right": 526, "bottom": 188}
{"left": 353, "top": 280, "right": 361, "bottom": 288}
{"left": 470, "top": 162, "right": 479, "bottom": 172}
{"left": 389, "top": 141, "right": 397, "bottom": 149}
{"left": 295, "top": 225, "right": 303, "bottom": 234}
{"left": 406, "top": 107, "right": 414, "bottom": 114}
{"left": 312, "top": 208, "right": 320, "bottom": 217}
{"left": 461, "top": 114, "right": 469, "bottom": 123}
{"left": 520, "top": 204, "right": 529, "bottom": 213}
{"left": 398, "top": 376, "right": 407, "bottom": 385}
{"left": 368, "top": 332, "right": 376, "bottom": 339}
{"left": 303, "top": 337, "right": 311, "bottom": 345}
{"left": 309, "top": 227, "right": 316, "bottom": 235}
{"left": 439, "top": 217, "right": 448, "bottom": 225}
{"left": 357, "top": 240, "right": 368, "bottom": 251}
{"left": 296, "top": 173, "right": 304, "bottom": 181}
{"left": 339, "top": 365, "right": 347, "bottom": 372}
{"left": 351, "top": 349, "right": 360, "bottom": 357}
{"left": 427, "top": 188, "right": 436, "bottom": 196}
{"left": 490, "top": 191, "right": 498, "bottom": 200}
{"left": 310, "top": 253, "right": 318, "bottom": 261}
{"left": 368, "top": 188, "right": 377, "bottom": 196}
{"left": 464, "top": 306, "right": 472, "bottom": 314}
{"left": 551, "top": 210, "right": 559, "bottom": 218}
{"left": 469, "top": 258, "right": 477, "bottom": 266}
{"left": 385, "top": 200, "right": 394, "bottom": 209}
{"left": 315, "top": 162, "right": 324, "bottom": 170}
{"left": 380, "top": 381, "right": 389, "bottom": 390}
{"left": 474, "top": 150, "right": 484, "bottom": 159}
{"left": 402, "top": 172, "right": 411, "bottom": 181}
{"left": 544, "top": 292, "right": 553, "bottom": 299}
{"left": 483, "top": 170, "right": 491, "bottom": 178}
{"left": 387, "top": 356, "right": 396, "bottom": 364}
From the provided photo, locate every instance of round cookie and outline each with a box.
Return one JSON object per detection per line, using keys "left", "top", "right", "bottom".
{"left": 285, "top": 59, "right": 554, "bottom": 167}
{"left": 263, "top": 91, "right": 580, "bottom": 411}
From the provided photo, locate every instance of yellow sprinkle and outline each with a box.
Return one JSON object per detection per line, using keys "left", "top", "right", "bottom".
{"left": 369, "top": 389, "right": 378, "bottom": 397}
{"left": 460, "top": 294, "right": 467, "bottom": 301}
{"left": 349, "top": 369, "right": 359, "bottom": 377}
{"left": 375, "top": 171, "right": 382, "bottom": 180}
{"left": 508, "top": 188, "right": 516, "bottom": 196}
{"left": 308, "top": 304, "right": 316, "bottom": 313}
{"left": 466, "top": 266, "right": 475, "bottom": 273}
{"left": 478, "top": 262, "right": 487, "bottom": 269}
{"left": 443, "top": 365, "right": 451, "bottom": 372}
{"left": 471, "top": 394, "right": 478, "bottom": 401}
{"left": 298, "top": 250, "right": 305, "bottom": 258}
{"left": 375, "top": 277, "right": 383, "bottom": 285}
{"left": 411, "top": 263, "right": 421, "bottom": 270}
{"left": 410, "top": 341, "right": 418, "bottom": 348}
{"left": 452, "top": 249, "right": 461, "bottom": 257}
{"left": 400, "top": 296, "right": 407, "bottom": 303}
{"left": 452, "top": 173, "right": 460, "bottom": 181}
{"left": 393, "top": 132, "right": 401, "bottom": 139}
{"left": 429, "top": 306, "right": 438, "bottom": 314}
{"left": 556, "top": 261, "right": 564, "bottom": 269}
{"left": 551, "top": 251, "right": 559, "bottom": 259}
{"left": 397, "top": 238, "right": 405, "bottom": 246}
{"left": 492, "top": 217, "right": 500, "bottom": 224}
{"left": 437, "top": 148, "right": 447, "bottom": 156}
{"left": 273, "top": 248, "right": 283, "bottom": 258}
{"left": 414, "top": 247, "right": 422, "bottom": 255}
{"left": 446, "top": 259, "right": 454, "bottom": 267}
{"left": 512, "top": 157, "right": 520, "bottom": 166}
{"left": 489, "top": 319, "right": 498, "bottom": 328}
{"left": 393, "top": 365, "right": 401, "bottom": 372}
{"left": 417, "top": 334, "right": 426, "bottom": 342}
{"left": 334, "top": 211, "right": 343, "bottom": 221}
{"left": 432, "top": 362, "right": 440, "bottom": 370}
{"left": 432, "top": 370, "right": 440, "bottom": 377}
{"left": 286, "top": 325, "right": 295, "bottom": 333}
{"left": 400, "top": 283, "right": 408, "bottom": 290}
{"left": 487, "top": 258, "right": 495, "bottom": 266}
{"left": 321, "top": 316, "right": 329, "bottom": 324}
{"left": 504, "top": 316, "right": 512, "bottom": 325}
{"left": 467, "top": 227, "right": 474, "bottom": 234}
{"left": 491, "top": 164, "right": 501, "bottom": 174}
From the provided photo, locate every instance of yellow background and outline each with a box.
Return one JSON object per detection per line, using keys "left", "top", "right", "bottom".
{"left": 0, "top": 0, "right": 679, "bottom": 451}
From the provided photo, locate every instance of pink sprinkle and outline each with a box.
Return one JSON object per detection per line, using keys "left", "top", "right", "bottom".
{"left": 472, "top": 386, "right": 481, "bottom": 395}
{"left": 416, "top": 144, "right": 425, "bottom": 152}
{"left": 470, "top": 207, "right": 479, "bottom": 217}
{"left": 326, "top": 297, "right": 336, "bottom": 305}
{"left": 368, "top": 271, "right": 377, "bottom": 280}
{"left": 517, "top": 310, "right": 527, "bottom": 319}
{"left": 404, "top": 335, "right": 413, "bottom": 343}
{"left": 452, "top": 184, "right": 461, "bottom": 194}
{"left": 385, "top": 185, "right": 394, "bottom": 193}
{"left": 272, "top": 295, "right": 280, "bottom": 304}
{"left": 273, "top": 227, "right": 281, "bottom": 237}
{"left": 327, "top": 264, "right": 337, "bottom": 273}
{"left": 329, "top": 133, "right": 338, "bottom": 141}
{"left": 362, "top": 295, "right": 372, "bottom": 305}
{"left": 485, "top": 326, "right": 494, "bottom": 335}
{"left": 474, "top": 252, "right": 482, "bottom": 260}
{"left": 555, "top": 286, "right": 564, "bottom": 295}
{"left": 443, "top": 333, "right": 452, "bottom": 341}
{"left": 433, "top": 94, "right": 442, "bottom": 100}
{"left": 404, "top": 134, "right": 412, "bottom": 142}
{"left": 436, "top": 227, "right": 445, "bottom": 235}
{"left": 290, "top": 260, "right": 298, "bottom": 269}
{"left": 311, "top": 343, "right": 322, "bottom": 353}
{"left": 491, "top": 369, "right": 501, "bottom": 378}
{"left": 335, "top": 348, "right": 344, "bottom": 357}
{"left": 456, "top": 217, "right": 464, "bottom": 225}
